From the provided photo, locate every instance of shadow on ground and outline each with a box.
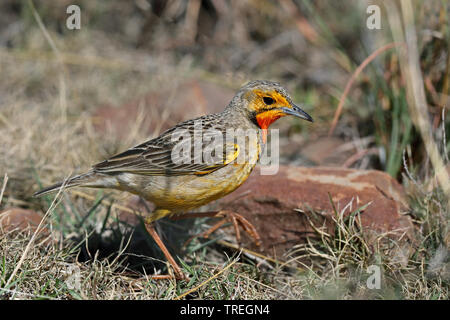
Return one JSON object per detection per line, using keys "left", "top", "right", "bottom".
{"left": 73, "top": 216, "right": 200, "bottom": 276}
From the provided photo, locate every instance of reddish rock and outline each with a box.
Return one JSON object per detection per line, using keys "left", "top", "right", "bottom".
{"left": 214, "top": 166, "right": 413, "bottom": 258}
{"left": 92, "top": 80, "right": 235, "bottom": 138}
{"left": 300, "top": 136, "right": 357, "bottom": 166}
{"left": 111, "top": 166, "right": 414, "bottom": 261}
{"left": 0, "top": 208, "right": 47, "bottom": 234}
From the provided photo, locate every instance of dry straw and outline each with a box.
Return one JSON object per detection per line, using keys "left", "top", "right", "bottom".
{"left": 384, "top": 0, "right": 450, "bottom": 210}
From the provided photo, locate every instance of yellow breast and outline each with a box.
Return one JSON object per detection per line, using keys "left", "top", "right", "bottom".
{"left": 140, "top": 132, "right": 262, "bottom": 213}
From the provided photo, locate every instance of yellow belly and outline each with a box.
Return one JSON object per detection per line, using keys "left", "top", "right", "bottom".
{"left": 143, "top": 161, "right": 256, "bottom": 212}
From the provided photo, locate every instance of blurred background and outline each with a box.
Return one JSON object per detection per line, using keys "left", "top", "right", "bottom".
{"left": 0, "top": 0, "right": 448, "bottom": 299}
{"left": 0, "top": 0, "right": 448, "bottom": 182}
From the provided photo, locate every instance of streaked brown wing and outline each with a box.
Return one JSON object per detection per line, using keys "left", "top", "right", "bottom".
{"left": 93, "top": 116, "right": 239, "bottom": 176}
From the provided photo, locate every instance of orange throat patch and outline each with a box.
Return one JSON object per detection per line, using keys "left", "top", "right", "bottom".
{"left": 256, "top": 110, "right": 282, "bottom": 143}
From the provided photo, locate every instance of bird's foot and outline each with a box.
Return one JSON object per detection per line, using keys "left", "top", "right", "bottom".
{"left": 204, "top": 210, "right": 261, "bottom": 247}
{"left": 175, "top": 210, "right": 261, "bottom": 247}
{"left": 149, "top": 272, "right": 189, "bottom": 281}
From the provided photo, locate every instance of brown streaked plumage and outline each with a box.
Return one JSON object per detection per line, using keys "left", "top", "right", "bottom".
{"left": 34, "top": 80, "right": 313, "bottom": 280}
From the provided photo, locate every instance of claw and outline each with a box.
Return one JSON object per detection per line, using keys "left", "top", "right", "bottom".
{"left": 174, "top": 210, "right": 262, "bottom": 248}
{"left": 202, "top": 210, "right": 261, "bottom": 247}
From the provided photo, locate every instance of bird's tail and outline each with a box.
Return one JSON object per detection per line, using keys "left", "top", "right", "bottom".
{"left": 33, "top": 171, "right": 97, "bottom": 197}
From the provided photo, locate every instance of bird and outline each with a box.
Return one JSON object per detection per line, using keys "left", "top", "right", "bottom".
{"left": 34, "top": 80, "right": 313, "bottom": 280}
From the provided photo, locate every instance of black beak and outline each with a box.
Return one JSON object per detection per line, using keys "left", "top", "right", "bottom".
{"left": 281, "top": 104, "right": 313, "bottom": 122}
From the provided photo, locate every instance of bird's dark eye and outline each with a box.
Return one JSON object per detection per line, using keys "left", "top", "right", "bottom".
{"left": 263, "top": 97, "right": 274, "bottom": 105}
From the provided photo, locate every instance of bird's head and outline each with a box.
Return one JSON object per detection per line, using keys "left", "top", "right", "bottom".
{"left": 231, "top": 80, "right": 313, "bottom": 130}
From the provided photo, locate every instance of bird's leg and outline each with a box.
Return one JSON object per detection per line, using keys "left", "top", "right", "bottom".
{"left": 138, "top": 201, "right": 187, "bottom": 280}
{"left": 143, "top": 221, "right": 188, "bottom": 281}
{"left": 172, "top": 210, "right": 261, "bottom": 247}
